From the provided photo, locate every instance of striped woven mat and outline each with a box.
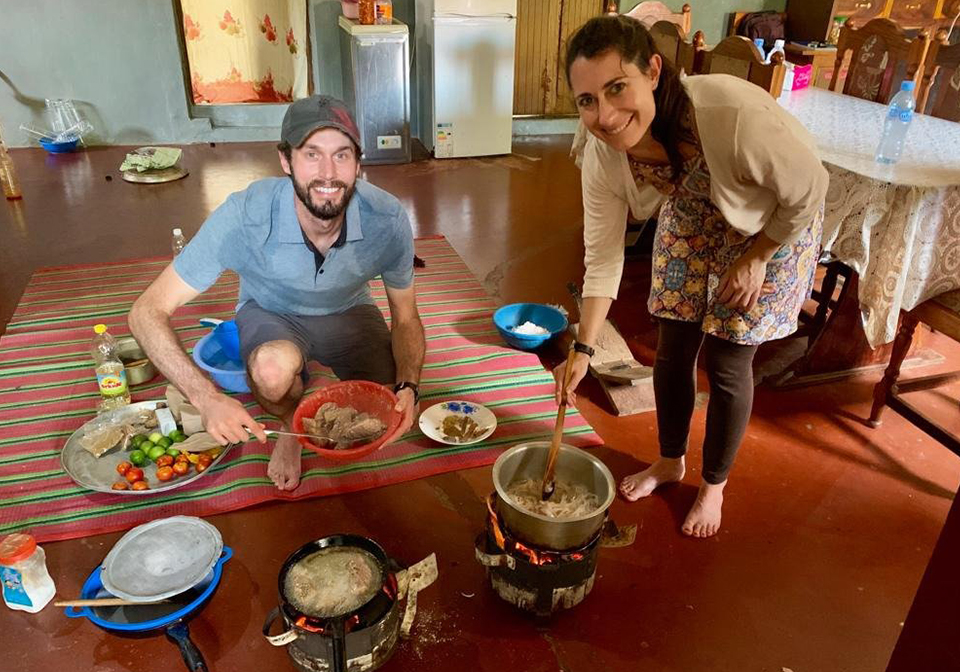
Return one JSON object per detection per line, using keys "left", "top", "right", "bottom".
{"left": 0, "top": 236, "right": 600, "bottom": 542}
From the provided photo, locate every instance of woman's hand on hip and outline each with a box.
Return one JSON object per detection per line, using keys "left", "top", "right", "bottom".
{"left": 553, "top": 352, "right": 590, "bottom": 406}
{"left": 717, "top": 254, "right": 774, "bottom": 312}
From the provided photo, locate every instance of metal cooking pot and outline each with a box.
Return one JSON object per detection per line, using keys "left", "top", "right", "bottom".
{"left": 493, "top": 441, "right": 615, "bottom": 551}
{"left": 263, "top": 534, "right": 400, "bottom": 672}
{"left": 116, "top": 337, "right": 157, "bottom": 386}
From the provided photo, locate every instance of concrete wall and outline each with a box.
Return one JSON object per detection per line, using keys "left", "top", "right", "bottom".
{"left": 618, "top": 0, "right": 787, "bottom": 46}
{"left": 0, "top": 0, "right": 415, "bottom": 148}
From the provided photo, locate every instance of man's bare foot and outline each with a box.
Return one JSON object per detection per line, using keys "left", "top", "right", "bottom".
{"left": 267, "top": 433, "right": 302, "bottom": 491}
{"left": 682, "top": 480, "right": 726, "bottom": 538}
{"left": 619, "top": 456, "right": 686, "bottom": 502}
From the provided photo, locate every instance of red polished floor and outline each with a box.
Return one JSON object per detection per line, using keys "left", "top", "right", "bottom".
{"left": 1, "top": 139, "right": 958, "bottom": 671}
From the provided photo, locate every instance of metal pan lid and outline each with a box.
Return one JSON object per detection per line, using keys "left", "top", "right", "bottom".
{"left": 101, "top": 516, "right": 223, "bottom": 602}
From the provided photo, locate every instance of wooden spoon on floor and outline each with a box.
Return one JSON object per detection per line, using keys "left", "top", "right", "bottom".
{"left": 55, "top": 597, "right": 170, "bottom": 607}
{"left": 541, "top": 347, "right": 578, "bottom": 500}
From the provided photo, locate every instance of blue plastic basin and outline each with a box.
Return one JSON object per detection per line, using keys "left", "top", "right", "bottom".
{"left": 493, "top": 303, "right": 568, "bottom": 351}
{"left": 192, "top": 331, "right": 249, "bottom": 393}
{"left": 39, "top": 137, "right": 78, "bottom": 153}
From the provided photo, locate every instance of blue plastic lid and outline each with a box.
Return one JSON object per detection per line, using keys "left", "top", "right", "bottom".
{"left": 901, "top": 81, "right": 916, "bottom": 91}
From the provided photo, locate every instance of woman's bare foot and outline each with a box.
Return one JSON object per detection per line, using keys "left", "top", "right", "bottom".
{"left": 682, "top": 480, "right": 726, "bottom": 538}
{"left": 619, "top": 456, "right": 686, "bottom": 502}
{"left": 267, "top": 433, "right": 302, "bottom": 491}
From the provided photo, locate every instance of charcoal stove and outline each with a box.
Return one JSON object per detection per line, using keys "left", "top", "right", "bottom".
{"left": 475, "top": 494, "right": 634, "bottom": 618}
{"left": 264, "top": 535, "right": 438, "bottom": 672}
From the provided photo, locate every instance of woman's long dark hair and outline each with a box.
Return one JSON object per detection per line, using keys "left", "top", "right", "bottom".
{"left": 565, "top": 15, "right": 694, "bottom": 180}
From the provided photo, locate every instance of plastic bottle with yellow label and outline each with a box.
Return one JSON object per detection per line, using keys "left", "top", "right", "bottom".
{"left": 91, "top": 323, "right": 131, "bottom": 411}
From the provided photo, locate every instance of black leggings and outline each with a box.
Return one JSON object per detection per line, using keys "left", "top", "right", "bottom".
{"left": 653, "top": 319, "right": 759, "bottom": 484}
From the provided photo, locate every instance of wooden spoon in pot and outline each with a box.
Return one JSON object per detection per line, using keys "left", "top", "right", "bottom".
{"left": 541, "top": 347, "right": 578, "bottom": 500}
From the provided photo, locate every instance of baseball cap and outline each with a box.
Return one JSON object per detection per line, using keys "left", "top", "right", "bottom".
{"left": 281, "top": 95, "right": 362, "bottom": 150}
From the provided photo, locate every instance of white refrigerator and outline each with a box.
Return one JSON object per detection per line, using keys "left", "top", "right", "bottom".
{"left": 415, "top": 0, "right": 517, "bottom": 158}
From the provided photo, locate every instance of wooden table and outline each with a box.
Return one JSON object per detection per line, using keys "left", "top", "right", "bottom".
{"left": 776, "top": 85, "right": 960, "bottom": 382}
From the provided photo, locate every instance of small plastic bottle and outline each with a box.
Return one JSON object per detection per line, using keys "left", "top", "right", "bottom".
{"left": 91, "top": 323, "right": 131, "bottom": 412}
{"left": 0, "top": 533, "right": 56, "bottom": 613}
{"left": 375, "top": 0, "right": 393, "bottom": 24}
{"left": 172, "top": 227, "right": 186, "bottom": 256}
{"left": 0, "top": 126, "right": 23, "bottom": 200}
{"left": 875, "top": 81, "right": 916, "bottom": 165}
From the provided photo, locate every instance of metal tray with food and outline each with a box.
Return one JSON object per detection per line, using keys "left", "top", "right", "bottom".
{"left": 61, "top": 401, "right": 233, "bottom": 495}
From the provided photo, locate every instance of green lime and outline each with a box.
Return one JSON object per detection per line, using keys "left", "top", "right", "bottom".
{"left": 129, "top": 449, "right": 146, "bottom": 467}
{"left": 147, "top": 445, "right": 166, "bottom": 461}
{"left": 129, "top": 434, "right": 145, "bottom": 449}
{"left": 148, "top": 432, "right": 163, "bottom": 444}
{"left": 157, "top": 437, "right": 173, "bottom": 449}
{"left": 139, "top": 441, "right": 155, "bottom": 453}
{"left": 171, "top": 431, "right": 186, "bottom": 443}
{"left": 166, "top": 447, "right": 180, "bottom": 457}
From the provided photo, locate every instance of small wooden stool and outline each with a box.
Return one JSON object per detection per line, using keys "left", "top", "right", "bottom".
{"left": 869, "top": 290, "right": 960, "bottom": 456}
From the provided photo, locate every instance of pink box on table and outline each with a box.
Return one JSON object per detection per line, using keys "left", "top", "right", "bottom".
{"left": 792, "top": 64, "right": 812, "bottom": 90}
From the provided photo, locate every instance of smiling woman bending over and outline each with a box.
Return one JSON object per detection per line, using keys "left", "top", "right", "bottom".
{"left": 555, "top": 16, "right": 828, "bottom": 538}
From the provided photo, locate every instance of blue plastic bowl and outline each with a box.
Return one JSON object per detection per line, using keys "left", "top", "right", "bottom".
{"left": 493, "top": 303, "right": 568, "bottom": 351}
{"left": 192, "top": 331, "right": 250, "bottom": 393}
{"left": 39, "top": 137, "right": 78, "bottom": 153}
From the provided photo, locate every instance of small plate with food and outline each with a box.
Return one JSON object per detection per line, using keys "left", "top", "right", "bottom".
{"left": 419, "top": 400, "right": 497, "bottom": 446}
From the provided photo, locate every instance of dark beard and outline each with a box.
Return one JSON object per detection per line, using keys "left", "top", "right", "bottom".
{"left": 291, "top": 176, "right": 356, "bottom": 220}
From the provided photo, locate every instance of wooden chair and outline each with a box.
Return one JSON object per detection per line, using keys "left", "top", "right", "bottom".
{"left": 695, "top": 35, "right": 786, "bottom": 97}
{"left": 919, "top": 29, "right": 960, "bottom": 122}
{"left": 869, "top": 289, "right": 960, "bottom": 457}
{"left": 615, "top": 1, "right": 693, "bottom": 35}
{"left": 829, "top": 18, "right": 929, "bottom": 104}
{"left": 649, "top": 21, "right": 705, "bottom": 74}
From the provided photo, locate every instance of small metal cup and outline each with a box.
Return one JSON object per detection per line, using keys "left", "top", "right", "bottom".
{"left": 115, "top": 337, "right": 157, "bottom": 386}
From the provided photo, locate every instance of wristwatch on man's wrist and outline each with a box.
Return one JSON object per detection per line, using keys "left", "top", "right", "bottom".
{"left": 572, "top": 341, "right": 595, "bottom": 358}
{"left": 393, "top": 381, "right": 420, "bottom": 404}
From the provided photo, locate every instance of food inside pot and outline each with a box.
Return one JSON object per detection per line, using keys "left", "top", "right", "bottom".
{"left": 284, "top": 546, "right": 383, "bottom": 618}
{"left": 302, "top": 402, "right": 386, "bottom": 449}
{"left": 505, "top": 478, "right": 600, "bottom": 518}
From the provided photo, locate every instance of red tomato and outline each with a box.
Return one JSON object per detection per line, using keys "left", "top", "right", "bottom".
{"left": 125, "top": 467, "right": 144, "bottom": 484}
{"left": 172, "top": 461, "right": 190, "bottom": 476}
{"left": 112, "top": 482, "right": 129, "bottom": 490}
{"left": 195, "top": 461, "right": 209, "bottom": 474}
{"left": 197, "top": 454, "right": 213, "bottom": 468}
{"left": 156, "top": 455, "right": 174, "bottom": 468}
{"left": 131, "top": 480, "right": 149, "bottom": 491}
{"left": 156, "top": 466, "right": 174, "bottom": 481}
{"left": 116, "top": 462, "right": 132, "bottom": 476}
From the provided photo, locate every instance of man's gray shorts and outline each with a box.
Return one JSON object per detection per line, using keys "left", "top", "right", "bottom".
{"left": 235, "top": 300, "right": 395, "bottom": 384}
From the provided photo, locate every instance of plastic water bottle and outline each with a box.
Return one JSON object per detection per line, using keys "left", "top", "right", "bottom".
{"left": 90, "top": 324, "right": 131, "bottom": 412}
{"left": 875, "top": 81, "right": 916, "bottom": 165}
{"left": 753, "top": 38, "right": 766, "bottom": 62}
{"left": 765, "top": 39, "right": 785, "bottom": 64}
{"left": 172, "top": 228, "right": 186, "bottom": 256}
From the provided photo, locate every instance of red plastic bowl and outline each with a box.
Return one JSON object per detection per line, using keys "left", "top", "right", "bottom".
{"left": 292, "top": 381, "right": 401, "bottom": 460}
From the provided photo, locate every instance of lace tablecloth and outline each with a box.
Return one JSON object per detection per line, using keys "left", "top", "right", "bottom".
{"left": 780, "top": 86, "right": 960, "bottom": 347}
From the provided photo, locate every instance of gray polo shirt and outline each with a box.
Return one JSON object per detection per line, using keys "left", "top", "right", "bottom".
{"left": 173, "top": 177, "right": 414, "bottom": 316}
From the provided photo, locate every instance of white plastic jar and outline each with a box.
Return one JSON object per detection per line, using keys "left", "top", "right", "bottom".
{"left": 0, "top": 533, "right": 56, "bottom": 613}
